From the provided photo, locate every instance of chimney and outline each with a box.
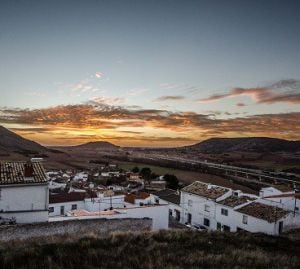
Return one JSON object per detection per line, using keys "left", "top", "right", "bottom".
{"left": 24, "top": 161, "right": 34, "bottom": 178}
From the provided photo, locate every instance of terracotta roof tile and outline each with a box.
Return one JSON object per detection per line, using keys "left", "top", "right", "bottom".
{"left": 49, "top": 192, "right": 86, "bottom": 204}
{"left": 237, "top": 202, "right": 289, "bottom": 223}
{"left": 182, "top": 181, "right": 229, "bottom": 200}
{"left": 153, "top": 189, "right": 180, "bottom": 205}
{"left": 125, "top": 192, "right": 150, "bottom": 204}
{"left": 219, "top": 195, "right": 255, "bottom": 208}
{"left": 0, "top": 161, "right": 47, "bottom": 185}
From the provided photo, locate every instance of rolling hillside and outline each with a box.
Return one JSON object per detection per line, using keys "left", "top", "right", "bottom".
{"left": 69, "top": 141, "right": 119, "bottom": 150}
{"left": 187, "top": 137, "right": 300, "bottom": 153}
{"left": 0, "top": 126, "right": 47, "bottom": 154}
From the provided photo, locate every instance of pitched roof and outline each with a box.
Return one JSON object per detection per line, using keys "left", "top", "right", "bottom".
{"left": 0, "top": 161, "right": 47, "bottom": 185}
{"left": 182, "top": 181, "right": 229, "bottom": 200}
{"left": 218, "top": 195, "right": 255, "bottom": 208}
{"left": 49, "top": 192, "right": 86, "bottom": 204}
{"left": 125, "top": 192, "right": 150, "bottom": 204}
{"left": 237, "top": 202, "right": 289, "bottom": 223}
{"left": 153, "top": 189, "right": 180, "bottom": 205}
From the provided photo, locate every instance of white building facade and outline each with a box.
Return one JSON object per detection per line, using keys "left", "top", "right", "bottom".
{"left": 0, "top": 161, "right": 49, "bottom": 223}
{"left": 180, "top": 181, "right": 300, "bottom": 235}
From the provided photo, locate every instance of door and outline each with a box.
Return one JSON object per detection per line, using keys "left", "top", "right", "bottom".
{"left": 175, "top": 210, "right": 180, "bottom": 221}
{"left": 187, "top": 213, "right": 192, "bottom": 224}
{"left": 60, "top": 206, "right": 65, "bottom": 215}
{"left": 278, "top": 221, "right": 283, "bottom": 234}
{"left": 223, "top": 225, "right": 231, "bottom": 232}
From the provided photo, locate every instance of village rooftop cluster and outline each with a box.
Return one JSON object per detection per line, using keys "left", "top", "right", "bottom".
{"left": 0, "top": 159, "right": 299, "bottom": 235}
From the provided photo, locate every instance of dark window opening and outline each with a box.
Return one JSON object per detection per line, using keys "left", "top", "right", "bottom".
{"left": 204, "top": 218, "right": 210, "bottom": 227}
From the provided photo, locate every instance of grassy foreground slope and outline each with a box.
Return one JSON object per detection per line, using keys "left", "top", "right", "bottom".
{"left": 0, "top": 230, "right": 299, "bottom": 269}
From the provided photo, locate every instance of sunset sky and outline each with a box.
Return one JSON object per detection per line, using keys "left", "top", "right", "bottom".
{"left": 0, "top": 0, "right": 300, "bottom": 147}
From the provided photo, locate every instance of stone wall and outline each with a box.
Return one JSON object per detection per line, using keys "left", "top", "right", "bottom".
{"left": 0, "top": 218, "right": 152, "bottom": 242}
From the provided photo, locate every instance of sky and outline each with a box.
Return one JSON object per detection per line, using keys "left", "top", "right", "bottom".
{"left": 0, "top": 0, "right": 300, "bottom": 147}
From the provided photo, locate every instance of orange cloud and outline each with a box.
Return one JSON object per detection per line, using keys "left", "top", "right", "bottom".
{"left": 197, "top": 79, "right": 300, "bottom": 104}
{"left": 1, "top": 101, "right": 300, "bottom": 146}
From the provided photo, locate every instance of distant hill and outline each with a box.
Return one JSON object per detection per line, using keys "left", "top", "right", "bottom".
{"left": 0, "top": 126, "right": 47, "bottom": 154}
{"left": 70, "top": 141, "right": 119, "bottom": 150}
{"left": 186, "top": 137, "right": 300, "bottom": 153}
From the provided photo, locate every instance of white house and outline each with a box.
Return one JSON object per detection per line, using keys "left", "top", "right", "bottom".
{"left": 73, "top": 172, "right": 89, "bottom": 181}
{"left": 49, "top": 190, "right": 126, "bottom": 216}
{"left": 180, "top": 181, "right": 232, "bottom": 229}
{"left": 259, "top": 187, "right": 300, "bottom": 213}
{"left": 0, "top": 161, "right": 49, "bottom": 223}
{"left": 214, "top": 193, "right": 292, "bottom": 235}
{"left": 151, "top": 188, "right": 181, "bottom": 221}
{"left": 49, "top": 192, "right": 86, "bottom": 216}
{"left": 125, "top": 192, "right": 151, "bottom": 205}
{"left": 180, "top": 181, "right": 300, "bottom": 235}
{"left": 52, "top": 203, "right": 169, "bottom": 230}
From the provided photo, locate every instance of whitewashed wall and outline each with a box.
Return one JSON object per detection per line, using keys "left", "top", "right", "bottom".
{"left": 50, "top": 204, "right": 169, "bottom": 230}
{"left": 0, "top": 184, "right": 48, "bottom": 223}
{"left": 84, "top": 195, "right": 125, "bottom": 211}
{"left": 180, "top": 190, "right": 231, "bottom": 229}
{"left": 49, "top": 201, "right": 85, "bottom": 217}
{"left": 1, "top": 211, "right": 48, "bottom": 224}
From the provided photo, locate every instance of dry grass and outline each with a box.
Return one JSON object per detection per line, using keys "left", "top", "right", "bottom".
{"left": 0, "top": 230, "right": 299, "bottom": 269}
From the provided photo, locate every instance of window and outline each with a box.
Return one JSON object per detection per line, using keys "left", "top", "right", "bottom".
{"left": 0, "top": 188, "right": 2, "bottom": 200}
{"left": 204, "top": 218, "right": 210, "bottom": 227}
{"left": 169, "top": 209, "right": 173, "bottom": 216}
{"left": 49, "top": 207, "right": 54, "bottom": 213}
{"left": 188, "top": 200, "right": 193, "bottom": 207}
{"left": 71, "top": 204, "right": 77, "bottom": 210}
{"left": 242, "top": 215, "right": 248, "bottom": 224}
{"left": 221, "top": 208, "right": 228, "bottom": 216}
{"left": 223, "top": 225, "right": 231, "bottom": 232}
{"left": 204, "top": 204, "right": 210, "bottom": 212}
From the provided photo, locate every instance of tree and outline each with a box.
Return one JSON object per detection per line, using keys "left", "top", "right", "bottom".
{"left": 131, "top": 166, "right": 140, "bottom": 173}
{"left": 164, "top": 174, "right": 179, "bottom": 190}
{"left": 139, "top": 167, "right": 152, "bottom": 182}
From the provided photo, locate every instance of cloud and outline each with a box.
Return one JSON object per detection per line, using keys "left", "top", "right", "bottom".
{"left": 236, "top": 102, "right": 246, "bottom": 107}
{"left": 159, "top": 83, "right": 200, "bottom": 94}
{"left": 127, "top": 88, "right": 148, "bottom": 96}
{"left": 197, "top": 79, "right": 300, "bottom": 105}
{"left": 154, "top": 96, "right": 186, "bottom": 102}
{"left": 1, "top": 102, "right": 300, "bottom": 142}
{"left": 89, "top": 96, "right": 126, "bottom": 105}
{"left": 66, "top": 72, "right": 106, "bottom": 94}
{"left": 95, "top": 72, "right": 103, "bottom": 78}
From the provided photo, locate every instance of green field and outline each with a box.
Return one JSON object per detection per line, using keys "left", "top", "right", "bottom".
{"left": 118, "top": 161, "right": 257, "bottom": 193}
{"left": 118, "top": 161, "right": 184, "bottom": 175}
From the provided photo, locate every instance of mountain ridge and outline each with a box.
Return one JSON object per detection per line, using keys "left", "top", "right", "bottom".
{"left": 185, "top": 137, "right": 300, "bottom": 153}
{"left": 69, "top": 141, "right": 119, "bottom": 149}
{"left": 0, "top": 126, "right": 47, "bottom": 154}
